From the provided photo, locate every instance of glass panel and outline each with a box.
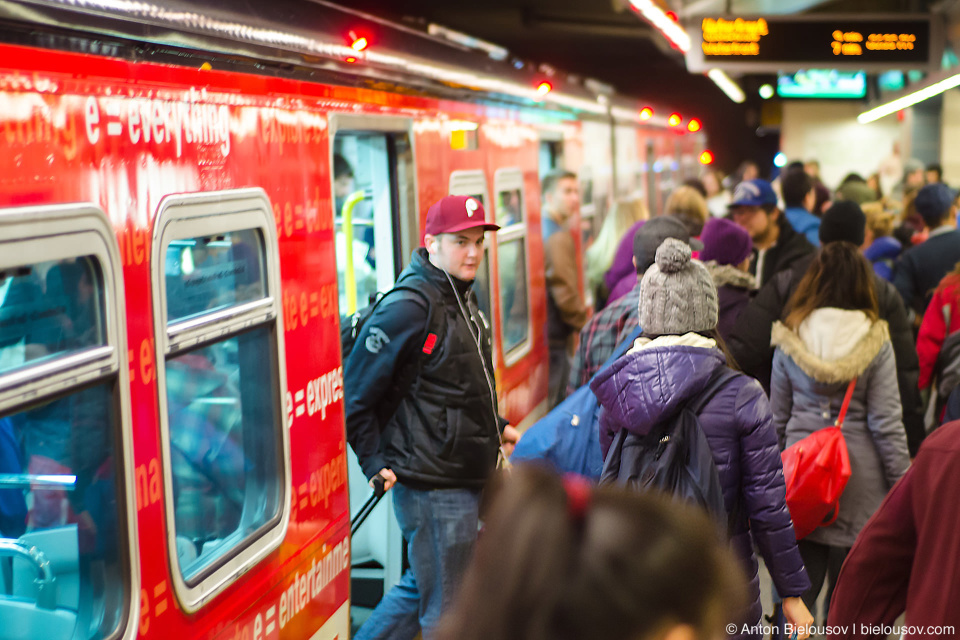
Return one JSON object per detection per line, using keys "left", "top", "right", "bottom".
{"left": 165, "top": 326, "right": 282, "bottom": 583}
{"left": 473, "top": 253, "right": 492, "bottom": 324}
{"left": 495, "top": 188, "right": 523, "bottom": 227}
{"left": 0, "top": 382, "right": 127, "bottom": 640}
{"left": 334, "top": 134, "right": 397, "bottom": 316}
{"left": 0, "top": 257, "right": 106, "bottom": 375}
{"left": 497, "top": 239, "right": 529, "bottom": 354}
{"left": 164, "top": 229, "right": 266, "bottom": 324}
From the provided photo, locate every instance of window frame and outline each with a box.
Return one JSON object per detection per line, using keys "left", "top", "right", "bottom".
{"left": 492, "top": 168, "right": 533, "bottom": 366}
{"left": 448, "top": 170, "right": 498, "bottom": 351}
{"left": 150, "top": 188, "right": 290, "bottom": 613}
{"left": 0, "top": 202, "right": 139, "bottom": 640}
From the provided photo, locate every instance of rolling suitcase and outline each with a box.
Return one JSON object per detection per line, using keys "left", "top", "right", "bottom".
{"left": 350, "top": 474, "right": 386, "bottom": 536}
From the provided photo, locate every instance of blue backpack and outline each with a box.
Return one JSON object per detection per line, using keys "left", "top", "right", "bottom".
{"left": 600, "top": 367, "right": 739, "bottom": 534}
{"left": 511, "top": 326, "right": 642, "bottom": 479}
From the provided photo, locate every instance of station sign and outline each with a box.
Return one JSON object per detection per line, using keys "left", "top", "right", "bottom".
{"left": 685, "top": 14, "right": 941, "bottom": 73}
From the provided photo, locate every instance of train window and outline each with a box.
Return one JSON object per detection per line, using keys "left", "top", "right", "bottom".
{"left": 333, "top": 131, "right": 415, "bottom": 316}
{"left": 152, "top": 189, "right": 289, "bottom": 612}
{"left": 494, "top": 169, "right": 531, "bottom": 362}
{"left": 0, "top": 205, "right": 137, "bottom": 640}
{"left": 449, "top": 172, "right": 495, "bottom": 329}
{"left": 0, "top": 256, "right": 106, "bottom": 375}
{"left": 164, "top": 229, "right": 266, "bottom": 325}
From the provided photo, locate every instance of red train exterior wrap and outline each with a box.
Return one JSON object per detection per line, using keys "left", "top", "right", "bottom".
{"left": 0, "top": 8, "right": 703, "bottom": 633}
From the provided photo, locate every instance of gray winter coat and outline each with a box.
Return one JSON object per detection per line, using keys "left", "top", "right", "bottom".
{"left": 770, "top": 317, "right": 911, "bottom": 548}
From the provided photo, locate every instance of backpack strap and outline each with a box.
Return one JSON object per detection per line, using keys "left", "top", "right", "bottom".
{"left": 835, "top": 378, "right": 857, "bottom": 429}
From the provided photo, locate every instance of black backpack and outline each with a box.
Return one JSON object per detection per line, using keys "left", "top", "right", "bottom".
{"left": 341, "top": 285, "right": 435, "bottom": 429}
{"left": 600, "top": 368, "right": 739, "bottom": 536}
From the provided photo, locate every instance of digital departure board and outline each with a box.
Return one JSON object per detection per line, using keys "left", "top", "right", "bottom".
{"left": 685, "top": 15, "right": 940, "bottom": 72}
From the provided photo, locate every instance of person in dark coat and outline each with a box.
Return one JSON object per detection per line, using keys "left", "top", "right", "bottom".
{"left": 770, "top": 242, "right": 910, "bottom": 621}
{"left": 728, "top": 201, "right": 927, "bottom": 456}
{"left": 700, "top": 217, "right": 756, "bottom": 344}
{"left": 893, "top": 182, "right": 960, "bottom": 319}
{"left": 591, "top": 238, "right": 814, "bottom": 640}
{"left": 729, "top": 178, "right": 816, "bottom": 289}
{"left": 827, "top": 421, "right": 960, "bottom": 638}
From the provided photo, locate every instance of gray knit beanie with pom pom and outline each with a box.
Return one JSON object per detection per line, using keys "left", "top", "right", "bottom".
{"left": 639, "top": 238, "right": 719, "bottom": 335}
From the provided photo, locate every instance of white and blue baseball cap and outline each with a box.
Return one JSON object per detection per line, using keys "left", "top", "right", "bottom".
{"left": 729, "top": 179, "right": 778, "bottom": 209}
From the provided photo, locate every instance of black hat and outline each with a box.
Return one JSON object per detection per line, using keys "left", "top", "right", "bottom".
{"left": 819, "top": 201, "right": 866, "bottom": 246}
{"left": 633, "top": 216, "right": 703, "bottom": 274}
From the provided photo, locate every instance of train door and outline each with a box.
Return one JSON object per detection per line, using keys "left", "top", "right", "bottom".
{"left": 330, "top": 116, "right": 417, "bottom": 625}
{"left": 539, "top": 138, "right": 563, "bottom": 179}
{"left": 0, "top": 204, "right": 139, "bottom": 640}
{"left": 645, "top": 138, "right": 657, "bottom": 221}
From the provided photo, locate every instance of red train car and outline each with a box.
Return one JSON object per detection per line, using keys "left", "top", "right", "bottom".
{"left": 0, "top": 1, "right": 705, "bottom": 638}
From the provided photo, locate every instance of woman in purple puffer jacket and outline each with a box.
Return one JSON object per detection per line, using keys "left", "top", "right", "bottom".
{"left": 591, "top": 239, "right": 813, "bottom": 640}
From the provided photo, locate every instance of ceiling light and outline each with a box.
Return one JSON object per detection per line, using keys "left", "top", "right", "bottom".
{"left": 859, "top": 72, "right": 960, "bottom": 123}
{"left": 687, "top": 118, "right": 701, "bottom": 132}
{"left": 628, "top": 0, "right": 691, "bottom": 52}
{"left": 640, "top": 107, "right": 654, "bottom": 120}
{"left": 700, "top": 150, "right": 714, "bottom": 165}
{"left": 707, "top": 69, "right": 746, "bottom": 104}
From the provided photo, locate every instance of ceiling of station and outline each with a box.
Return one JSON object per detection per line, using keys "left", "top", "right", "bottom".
{"left": 329, "top": 0, "right": 949, "bottom": 168}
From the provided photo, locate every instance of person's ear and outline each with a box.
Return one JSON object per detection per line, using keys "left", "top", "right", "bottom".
{"left": 424, "top": 233, "right": 439, "bottom": 255}
{"left": 632, "top": 256, "right": 637, "bottom": 270}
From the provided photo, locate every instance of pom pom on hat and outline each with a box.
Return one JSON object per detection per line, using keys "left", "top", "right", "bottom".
{"left": 655, "top": 238, "right": 692, "bottom": 274}
{"left": 639, "top": 238, "right": 719, "bottom": 336}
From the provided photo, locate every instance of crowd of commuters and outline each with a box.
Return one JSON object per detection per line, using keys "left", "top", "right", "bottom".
{"left": 344, "top": 154, "right": 960, "bottom": 640}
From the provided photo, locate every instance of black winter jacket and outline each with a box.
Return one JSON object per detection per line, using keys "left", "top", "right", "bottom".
{"left": 344, "top": 249, "right": 503, "bottom": 488}
{"left": 728, "top": 258, "right": 926, "bottom": 456}
{"left": 750, "top": 217, "right": 816, "bottom": 289}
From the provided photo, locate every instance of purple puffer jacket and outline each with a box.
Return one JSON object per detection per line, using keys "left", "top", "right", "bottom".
{"left": 591, "top": 343, "right": 810, "bottom": 635}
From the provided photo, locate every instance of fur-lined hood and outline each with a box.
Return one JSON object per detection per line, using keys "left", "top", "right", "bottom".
{"left": 771, "top": 309, "right": 890, "bottom": 383}
{"left": 705, "top": 261, "right": 757, "bottom": 290}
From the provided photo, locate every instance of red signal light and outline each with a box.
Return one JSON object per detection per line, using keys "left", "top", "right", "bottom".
{"left": 687, "top": 118, "right": 702, "bottom": 132}
{"left": 639, "top": 107, "right": 654, "bottom": 120}
{"left": 345, "top": 56, "right": 358, "bottom": 63}
{"left": 699, "top": 150, "right": 714, "bottom": 165}
{"left": 537, "top": 81, "right": 553, "bottom": 96}
{"left": 348, "top": 30, "right": 369, "bottom": 52}
{"left": 666, "top": 11, "right": 678, "bottom": 21}
{"left": 668, "top": 113, "right": 682, "bottom": 127}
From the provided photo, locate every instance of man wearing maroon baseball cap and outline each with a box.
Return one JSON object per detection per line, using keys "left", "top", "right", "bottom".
{"left": 345, "top": 194, "right": 517, "bottom": 640}
{"left": 421, "top": 195, "right": 501, "bottom": 282}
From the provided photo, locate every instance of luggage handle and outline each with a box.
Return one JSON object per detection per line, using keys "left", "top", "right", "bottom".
{"left": 350, "top": 474, "right": 387, "bottom": 536}
{"left": 835, "top": 378, "right": 858, "bottom": 430}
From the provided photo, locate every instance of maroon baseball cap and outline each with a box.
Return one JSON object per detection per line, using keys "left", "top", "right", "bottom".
{"left": 424, "top": 195, "right": 501, "bottom": 237}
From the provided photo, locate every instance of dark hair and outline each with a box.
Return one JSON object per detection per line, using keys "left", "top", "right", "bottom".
{"left": 927, "top": 163, "right": 943, "bottom": 181}
{"left": 542, "top": 170, "right": 577, "bottom": 199}
{"left": 839, "top": 172, "right": 866, "bottom": 188}
{"left": 784, "top": 242, "right": 879, "bottom": 330}
{"left": 682, "top": 178, "right": 708, "bottom": 199}
{"left": 786, "top": 161, "right": 805, "bottom": 173}
{"left": 333, "top": 153, "right": 353, "bottom": 178}
{"left": 781, "top": 169, "right": 814, "bottom": 209}
{"left": 437, "top": 465, "right": 746, "bottom": 640}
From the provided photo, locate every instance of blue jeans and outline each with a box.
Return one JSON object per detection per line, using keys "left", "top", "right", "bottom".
{"left": 354, "top": 484, "right": 480, "bottom": 640}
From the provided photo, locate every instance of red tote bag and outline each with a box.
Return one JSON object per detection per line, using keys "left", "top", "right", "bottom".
{"left": 781, "top": 379, "right": 856, "bottom": 540}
